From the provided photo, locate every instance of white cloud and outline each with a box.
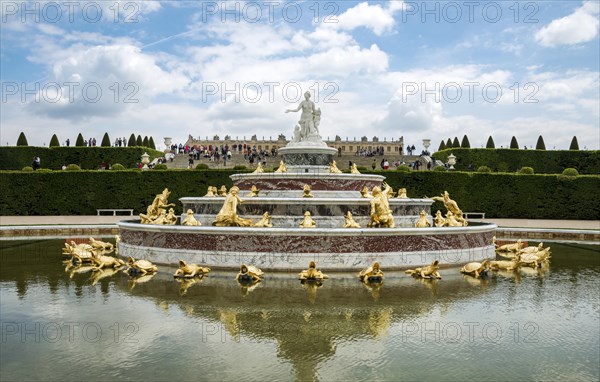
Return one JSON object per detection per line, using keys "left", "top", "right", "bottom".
{"left": 535, "top": 1, "right": 600, "bottom": 47}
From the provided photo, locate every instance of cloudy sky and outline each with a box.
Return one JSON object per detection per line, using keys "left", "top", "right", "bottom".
{"left": 1, "top": 0, "right": 599, "bottom": 150}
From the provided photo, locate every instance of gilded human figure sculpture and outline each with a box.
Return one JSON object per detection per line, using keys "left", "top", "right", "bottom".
{"left": 431, "top": 191, "right": 467, "bottom": 226}
{"left": 367, "top": 183, "right": 395, "bottom": 228}
{"left": 415, "top": 210, "right": 431, "bottom": 228}
{"left": 182, "top": 209, "right": 201, "bottom": 226}
{"left": 274, "top": 160, "right": 287, "bottom": 173}
{"left": 360, "top": 186, "right": 371, "bottom": 198}
{"left": 343, "top": 211, "right": 360, "bottom": 228}
{"left": 434, "top": 210, "right": 445, "bottom": 227}
{"left": 212, "top": 186, "right": 253, "bottom": 227}
{"left": 140, "top": 188, "right": 175, "bottom": 224}
{"left": 329, "top": 160, "right": 342, "bottom": 174}
{"left": 285, "top": 91, "right": 320, "bottom": 139}
{"left": 405, "top": 260, "right": 442, "bottom": 279}
{"left": 150, "top": 210, "right": 168, "bottom": 225}
{"left": 396, "top": 188, "right": 408, "bottom": 198}
{"left": 218, "top": 185, "right": 228, "bottom": 197}
{"left": 302, "top": 184, "right": 314, "bottom": 198}
{"left": 350, "top": 163, "right": 360, "bottom": 174}
{"left": 253, "top": 163, "right": 264, "bottom": 173}
{"left": 300, "top": 211, "right": 316, "bottom": 228}
{"left": 254, "top": 212, "right": 273, "bottom": 227}
{"left": 248, "top": 185, "right": 260, "bottom": 197}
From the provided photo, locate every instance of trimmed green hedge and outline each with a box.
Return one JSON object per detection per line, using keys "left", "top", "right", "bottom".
{"left": 0, "top": 170, "right": 598, "bottom": 219}
{"left": 433, "top": 148, "right": 600, "bottom": 174}
{"left": 0, "top": 147, "right": 164, "bottom": 170}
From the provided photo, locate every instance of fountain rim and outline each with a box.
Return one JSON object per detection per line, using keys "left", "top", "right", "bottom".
{"left": 118, "top": 221, "right": 497, "bottom": 236}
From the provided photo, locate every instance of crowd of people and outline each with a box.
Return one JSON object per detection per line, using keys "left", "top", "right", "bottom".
{"left": 168, "top": 142, "right": 279, "bottom": 169}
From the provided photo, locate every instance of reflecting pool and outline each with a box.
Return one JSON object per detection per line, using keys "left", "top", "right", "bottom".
{"left": 1, "top": 239, "right": 598, "bottom": 381}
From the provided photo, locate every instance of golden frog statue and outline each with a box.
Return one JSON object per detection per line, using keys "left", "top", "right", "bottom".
{"left": 298, "top": 261, "right": 329, "bottom": 281}
{"left": 299, "top": 211, "right": 316, "bottom": 228}
{"left": 433, "top": 210, "right": 445, "bottom": 227}
{"left": 91, "top": 253, "right": 125, "bottom": 271}
{"left": 212, "top": 186, "right": 253, "bottom": 227}
{"left": 253, "top": 163, "right": 264, "bottom": 173}
{"left": 444, "top": 211, "right": 463, "bottom": 227}
{"left": 274, "top": 160, "right": 287, "bottom": 173}
{"left": 396, "top": 188, "right": 408, "bottom": 198}
{"left": 174, "top": 260, "right": 210, "bottom": 278}
{"left": 360, "top": 186, "right": 371, "bottom": 198}
{"left": 236, "top": 264, "right": 264, "bottom": 283}
{"left": 302, "top": 184, "right": 314, "bottom": 198}
{"left": 405, "top": 260, "right": 442, "bottom": 279}
{"left": 165, "top": 208, "right": 178, "bottom": 225}
{"left": 415, "top": 210, "right": 431, "bottom": 228}
{"left": 182, "top": 209, "right": 201, "bottom": 226}
{"left": 204, "top": 186, "right": 216, "bottom": 197}
{"left": 218, "top": 185, "right": 228, "bottom": 197}
{"left": 367, "top": 183, "right": 395, "bottom": 228}
{"left": 350, "top": 163, "right": 360, "bottom": 174}
{"left": 88, "top": 237, "right": 114, "bottom": 252}
{"left": 343, "top": 211, "right": 360, "bottom": 228}
{"left": 329, "top": 160, "right": 342, "bottom": 174}
{"left": 254, "top": 212, "right": 273, "bottom": 227}
{"left": 248, "top": 185, "right": 260, "bottom": 197}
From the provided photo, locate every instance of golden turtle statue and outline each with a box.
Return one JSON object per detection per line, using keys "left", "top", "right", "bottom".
{"left": 174, "top": 260, "right": 210, "bottom": 278}
{"left": 415, "top": 210, "right": 431, "bottom": 228}
{"left": 298, "top": 261, "right": 329, "bottom": 281}
{"left": 91, "top": 254, "right": 125, "bottom": 270}
{"left": 490, "top": 254, "right": 521, "bottom": 271}
{"left": 405, "top": 260, "right": 442, "bottom": 279}
{"left": 460, "top": 260, "right": 490, "bottom": 278}
{"left": 358, "top": 262, "right": 384, "bottom": 283}
{"left": 236, "top": 264, "right": 264, "bottom": 283}
{"left": 124, "top": 256, "right": 158, "bottom": 276}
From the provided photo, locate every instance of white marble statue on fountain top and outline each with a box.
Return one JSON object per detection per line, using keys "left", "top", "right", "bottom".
{"left": 285, "top": 91, "right": 327, "bottom": 147}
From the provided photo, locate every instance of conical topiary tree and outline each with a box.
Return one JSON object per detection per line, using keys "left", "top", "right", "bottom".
{"left": 101, "top": 132, "right": 111, "bottom": 147}
{"left": 148, "top": 137, "right": 156, "bottom": 150}
{"left": 510, "top": 136, "right": 519, "bottom": 149}
{"left": 75, "top": 133, "right": 85, "bottom": 146}
{"left": 49, "top": 134, "right": 60, "bottom": 147}
{"left": 438, "top": 140, "right": 446, "bottom": 151}
{"left": 535, "top": 135, "right": 546, "bottom": 150}
{"left": 452, "top": 137, "right": 460, "bottom": 148}
{"left": 460, "top": 135, "right": 471, "bottom": 148}
{"left": 128, "top": 134, "right": 136, "bottom": 147}
{"left": 446, "top": 138, "right": 452, "bottom": 148}
{"left": 143, "top": 136, "right": 149, "bottom": 147}
{"left": 569, "top": 136, "right": 579, "bottom": 150}
{"left": 16, "top": 132, "right": 28, "bottom": 146}
{"left": 136, "top": 135, "right": 143, "bottom": 146}
{"left": 486, "top": 136, "right": 495, "bottom": 148}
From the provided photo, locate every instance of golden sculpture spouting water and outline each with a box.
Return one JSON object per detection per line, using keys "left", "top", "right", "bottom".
{"left": 248, "top": 185, "right": 260, "bottom": 197}
{"left": 300, "top": 211, "right": 316, "bottom": 228}
{"left": 415, "top": 210, "right": 431, "bottom": 228}
{"left": 350, "top": 163, "right": 360, "bottom": 174}
{"left": 329, "top": 160, "right": 342, "bottom": 174}
{"left": 254, "top": 212, "right": 273, "bottom": 227}
{"left": 302, "top": 184, "right": 314, "bottom": 198}
{"left": 182, "top": 209, "right": 201, "bottom": 226}
{"left": 343, "top": 211, "right": 360, "bottom": 228}
{"left": 274, "top": 160, "right": 287, "bottom": 173}
{"left": 253, "top": 163, "right": 264, "bottom": 173}
{"left": 405, "top": 260, "right": 442, "bottom": 279}
{"left": 367, "top": 182, "right": 395, "bottom": 228}
{"left": 174, "top": 260, "right": 211, "bottom": 278}
{"left": 212, "top": 186, "right": 253, "bottom": 227}
{"left": 298, "top": 261, "right": 329, "bottom": 281}
{"left": 431, "top": 191, "right": 467, "bottom": 226}
{"left": 140, "top": 188, "right": 175, "bottom": 224}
